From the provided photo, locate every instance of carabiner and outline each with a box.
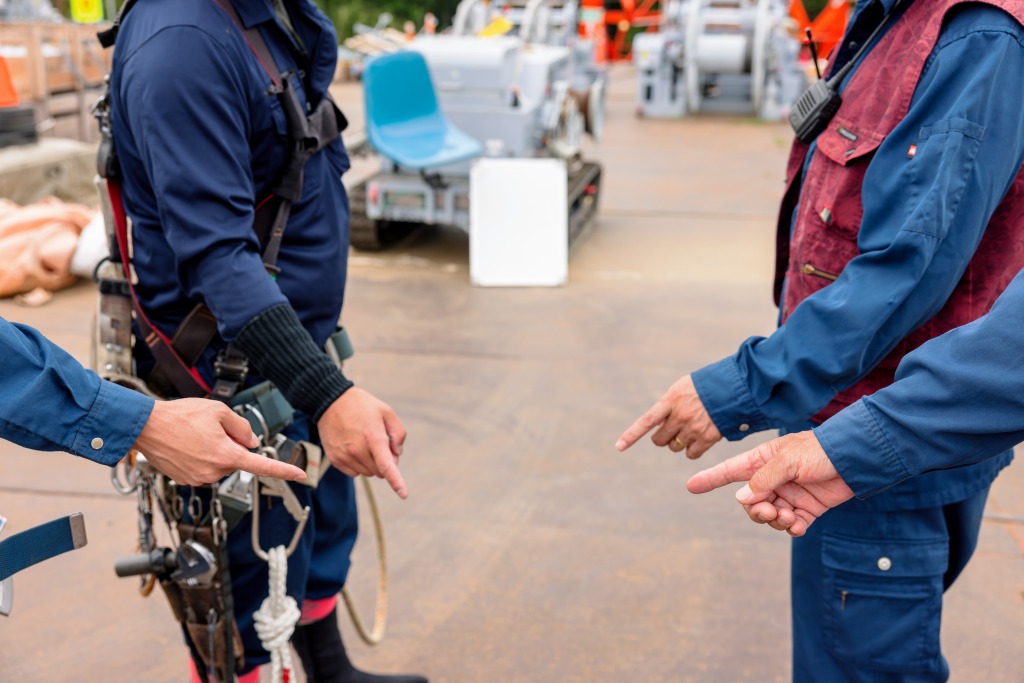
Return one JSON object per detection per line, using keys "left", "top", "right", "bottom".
{"left": 250, "top": 475, "right": 309, "bottom": 561}
{"left": 111, "top": 452, "right": 139, "bottom": 495}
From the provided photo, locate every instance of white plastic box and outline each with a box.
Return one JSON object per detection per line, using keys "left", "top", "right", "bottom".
{"left": 469, "top": 157, "right": 568, "bottom": 287}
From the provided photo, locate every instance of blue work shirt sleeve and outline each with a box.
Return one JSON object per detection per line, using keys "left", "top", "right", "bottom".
{"left": 117, "top": 26, "right": 288, "bottom": 340}
{"left": 816, "top": 267, "right": 1024, "bottom": 499}
{"left": 0, "top": 318, "right": 154, "bottom": 466}
{"left": 694, "top": 11, "right": 1024, "bottom": 440}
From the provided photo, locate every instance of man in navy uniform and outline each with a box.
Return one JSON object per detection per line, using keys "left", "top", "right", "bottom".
{"left": 107, "top": 0, "right": 426, "bottom": 681}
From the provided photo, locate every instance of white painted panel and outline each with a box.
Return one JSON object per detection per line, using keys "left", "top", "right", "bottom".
{"left": 470, "top": 158, "right": 568, "bottom": 287}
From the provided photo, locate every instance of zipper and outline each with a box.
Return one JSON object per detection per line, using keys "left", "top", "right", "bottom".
{"left": 801, "top": 263, "right": 838, "bottom": 281}
{"left": 840, "top": 590, "right": 848, "bottom": 610}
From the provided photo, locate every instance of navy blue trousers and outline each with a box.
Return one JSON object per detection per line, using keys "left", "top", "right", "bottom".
{"left": 790, "top": 486, "right": 989, "bottom": 682}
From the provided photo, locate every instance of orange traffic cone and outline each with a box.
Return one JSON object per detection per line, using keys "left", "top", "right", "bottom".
{"left": 0, "top": 56, "right": 20, "bottom": 108}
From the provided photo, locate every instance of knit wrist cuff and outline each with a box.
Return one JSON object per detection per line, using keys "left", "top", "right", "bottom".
{"left": 234, "top": 304, "right": 353, "bottom": 422}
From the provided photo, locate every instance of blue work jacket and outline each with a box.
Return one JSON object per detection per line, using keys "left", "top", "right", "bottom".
{"left": 817, "top": 266, "right": 1024, "bottom": 501}
{"left": 0, "top": 317, "right": 153, "bottom": 466}
{"left": 691, "top": 0, "right": 1024, "bottom": 510}
{"left": 110, "top": 0, "right": 351, "bottom": 383}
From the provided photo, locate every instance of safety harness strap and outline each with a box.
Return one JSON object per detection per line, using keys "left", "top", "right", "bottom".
{"left": 210, "top": 0, "right": 283, "bottom": 87}
{"left": 96, "top": 0, "right": 137, "bottom": 48}
{"left": 106, "top": 180, "right": 213, "bottom": 397}
{"left": 0, "top": 514, "right": 88, "bottom": 582}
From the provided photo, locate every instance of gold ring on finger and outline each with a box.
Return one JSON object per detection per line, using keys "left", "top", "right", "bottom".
{"left": 673, "top": 436, "right": 685, "bottom": 449}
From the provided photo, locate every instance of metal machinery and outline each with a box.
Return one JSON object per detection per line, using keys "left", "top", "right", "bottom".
{"left": 633, "top": 0, "right": 806, "bottom": 119}
{"left": 451, "top": 0, "right": 603, "bottom": 92}
{"left": 349, "top": 0, "right": 605, "bottom": 251}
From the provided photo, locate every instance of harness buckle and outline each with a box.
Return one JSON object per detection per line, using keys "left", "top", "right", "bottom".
{"left": 214, "top": 351, "right": 248, "bottom": 383}
{"left": 212, "top": 350, "right": 249, "bottom": 401}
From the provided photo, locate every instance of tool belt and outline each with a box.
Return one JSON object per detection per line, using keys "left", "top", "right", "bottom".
{"left": 160, "top": 524, "right": 245, "bottom": 680}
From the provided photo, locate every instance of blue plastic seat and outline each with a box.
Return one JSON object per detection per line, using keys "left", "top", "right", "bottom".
{"left": 363, "top": 51, "right": 483, "bottom": 170}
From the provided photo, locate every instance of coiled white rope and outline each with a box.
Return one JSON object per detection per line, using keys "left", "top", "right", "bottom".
{"left": 253, "top": 545, "right": 301, "bottom": 683}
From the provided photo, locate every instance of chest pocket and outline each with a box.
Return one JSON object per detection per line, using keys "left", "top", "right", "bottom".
{"left": 783, "top": 118, "right": 886, "bottom": 319}
{"left": 806, "top": 117, "right": 886, "bottom": 242}
{"left": 267, "top": 94, "right": 290, "bottom": 137}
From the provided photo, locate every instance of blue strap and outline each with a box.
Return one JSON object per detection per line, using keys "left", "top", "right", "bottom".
{"left": 0, "top": 514, "right": 88, "bottom": 581}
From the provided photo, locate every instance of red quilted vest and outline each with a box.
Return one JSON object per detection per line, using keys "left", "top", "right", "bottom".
{"left": 773, "top": 0, "right": 1024, "bottom": 422}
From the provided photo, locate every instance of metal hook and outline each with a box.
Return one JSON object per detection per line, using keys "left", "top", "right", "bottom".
{"left": 250, "top": 476, "right": 309, "bottom": 561}
{"left": 110, "top": 455, "right": 139, "bottom": 495}
{"left": 187, "top": 487, "right": 204, "bottom": 523}
{"left": 211, "top": 495, "right": 226, "bottom": 548}
{"left": 233, "top": 403, "right": 270, "bottom": 445}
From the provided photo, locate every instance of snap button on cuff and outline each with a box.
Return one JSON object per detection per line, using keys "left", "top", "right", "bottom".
{"left": 877, "top": 557, "right": 892, "bottom": 571}
{"left": 90, "top": 437, "right": 104, "bottom": 450}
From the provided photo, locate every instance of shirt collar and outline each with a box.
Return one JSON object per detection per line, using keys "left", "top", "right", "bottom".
{"left": 231, "top": 0, "right": 276, "bottom": 28}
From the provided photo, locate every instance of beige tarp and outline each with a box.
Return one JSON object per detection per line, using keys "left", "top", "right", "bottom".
{"left": 0, "top": 197, "right": 95, "bottom": 297}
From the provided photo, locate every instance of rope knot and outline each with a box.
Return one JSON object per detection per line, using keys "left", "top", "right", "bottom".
{"left": 253, "top": 545, "right": 300, "bottom": 682}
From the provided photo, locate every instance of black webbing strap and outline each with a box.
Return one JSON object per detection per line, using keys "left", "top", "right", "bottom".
{"left": 172, "top": 304, "right": 220, "bottom": 367}
{"left": 107, "top": 180, "right": 212, "bottom": 398}
{"left": 0, "top": 514, "right": 87, "bottom": 582}
{"left": 96, "top": 0, "right": 138, "bottom": 48}
{"left": 210, "top": 0, "right": 282, "bottom": 87}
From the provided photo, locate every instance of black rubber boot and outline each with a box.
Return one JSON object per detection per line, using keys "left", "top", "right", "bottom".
{"left": 291, "top": 605, "right": 428, "bottom": 683}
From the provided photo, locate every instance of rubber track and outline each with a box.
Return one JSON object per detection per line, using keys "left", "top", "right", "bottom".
{"left": 567, "top": 161, "right": 602, "bottom": 248}
{"left": 348, "top": 183, "right": 383, "bottom": 251}
{"left": 349, "top": 160, "right": 603, "bottom": 252}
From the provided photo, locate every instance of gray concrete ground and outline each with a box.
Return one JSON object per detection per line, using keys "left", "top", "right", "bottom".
{"left": 0, "top": 66, "right": 1021, "bottom": 682}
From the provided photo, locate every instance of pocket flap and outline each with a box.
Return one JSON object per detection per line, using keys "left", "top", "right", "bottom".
{"left": 822, "top": 533, "right": 948, "bottom": 578}
{"left": 816, "top": 116, "right": 885, "bottom": 166}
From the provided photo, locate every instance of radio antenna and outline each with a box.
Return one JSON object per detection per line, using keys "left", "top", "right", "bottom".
{"left": 806, "top": 28, "right": 822, "bottom": 80}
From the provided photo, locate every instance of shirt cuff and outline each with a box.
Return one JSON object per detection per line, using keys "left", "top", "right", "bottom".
{"left": 813, "top": 400, "right": 913, "bottom": 500}
{"left": 691, "top": 356, "right": 770, "bottom": 441}
{"left": 71, "top": 380, "right": 155, "bottom": 466}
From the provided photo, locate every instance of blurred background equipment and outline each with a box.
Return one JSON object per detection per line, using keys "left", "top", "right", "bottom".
{"left": 0, "top": 0, "right": 63, "bottom": 22}
{"left": 0, "top": 56, "right": 37, "bottom": 148}
{"left": 600, "top": 0, "right": 662, "bottom": 61}
{"left": 788, "top": 0, "right": 850, "bottom": 64}
{"left": 0, "top": 13, "right": 110, "bottom": 142}
{"left": 633, "top": 0, "right": 809, "bottom": 119}
{"left": 349, "top": 1, "right": 605, "bottom": 256}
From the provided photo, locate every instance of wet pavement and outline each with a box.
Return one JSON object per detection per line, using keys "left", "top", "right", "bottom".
{"left": 0, "top": 66, "right": 1021, "bottom": 683}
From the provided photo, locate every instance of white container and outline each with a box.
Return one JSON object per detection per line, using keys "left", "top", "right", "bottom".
{"left": 469, "top": 157, "right": 567, "bottom": 287}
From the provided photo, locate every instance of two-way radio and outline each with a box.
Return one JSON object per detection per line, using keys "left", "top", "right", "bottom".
{"left": 789, "top": 0, "right": 907, "bottom": 143}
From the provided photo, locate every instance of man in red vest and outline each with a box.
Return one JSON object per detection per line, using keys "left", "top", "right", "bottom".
{"left": 684, "top": 268, "right": 1024, "bottom": 535}
{"left": 617, "top": 0, "right": 1024, "bottom": 680}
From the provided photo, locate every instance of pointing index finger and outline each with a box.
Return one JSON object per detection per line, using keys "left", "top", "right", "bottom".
{"left": 685, "top": 450, "right": 760, "bottom": 494}
{"left": 615, "top": 402, "right": 671, "bottom": 452}
{"left": 371, "top": 438, "right": 408, "bottom": 499}
{"left": 235, "top": 450, "right": 307, "bottom": 482}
